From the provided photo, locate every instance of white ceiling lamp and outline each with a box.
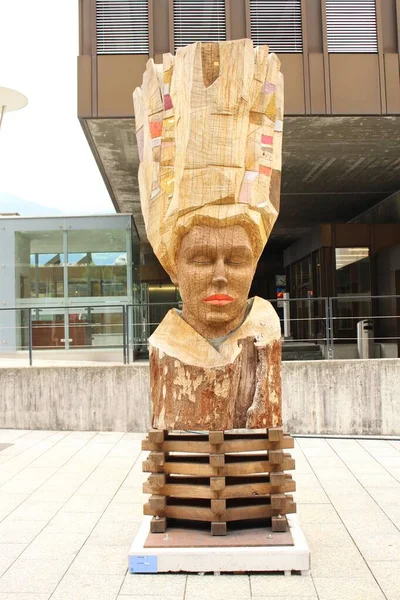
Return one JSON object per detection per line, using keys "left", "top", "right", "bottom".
{"left": 0, "top": 85, "right": 28, "bottom": 131}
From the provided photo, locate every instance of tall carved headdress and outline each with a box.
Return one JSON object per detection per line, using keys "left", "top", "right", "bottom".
{"left": 133, "top": 39, "right": 283, "bottom": 277}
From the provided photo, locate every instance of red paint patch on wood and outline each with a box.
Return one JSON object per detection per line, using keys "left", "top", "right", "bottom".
{"left": 261, "top": 135, "right": 273, "bottom": 145}
{"left": 149, "top": 121, "right": 162, "bottom": 138}
{"left": 164, "top": 94, "right": 173, "bottom": 110}
{"left": 259, "top": 165, "right": 272, "bottom": 177}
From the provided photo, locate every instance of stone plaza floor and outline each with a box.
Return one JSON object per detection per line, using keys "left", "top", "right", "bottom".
{"left": 0, "top": 430, "right": 399, "bottom": 600}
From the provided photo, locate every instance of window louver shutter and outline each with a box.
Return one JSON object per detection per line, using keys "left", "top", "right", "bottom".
{"left": 326, "top": 0, "right": 377, "bottom": 53}
{"left": 173, "top": 1, "right": 226, "bottom": 51}
{"left": 96, "top": 0, "right": 149, "bottom": 55}
{"left": 250, "top": 0, "right": 303, "bottom": 53}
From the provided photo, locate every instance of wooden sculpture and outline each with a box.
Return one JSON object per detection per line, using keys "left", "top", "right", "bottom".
{"left": 134, "top": 39, "right": 283, "bottom": 431}
{"left": 134, "top": 39, "right": 295, "bottom": 535}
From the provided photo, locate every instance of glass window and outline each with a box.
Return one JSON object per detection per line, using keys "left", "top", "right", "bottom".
{"left": 96, "top": 0, "right": 149, "bottom": 55}
{"left": 173, "top": 0, "right": 226, "bottom": 51}
{"left": 15, "top": 231, "right": 65, "bottom": 299}
{"left": 335, "top": 247, "right": 371, "bottom": 331}
{"left": 326, "top": 0, "right": 377, "bottom": 53}
{"left": 250, "top": 0, "right": 303, "bottom": 53}
{"left": 67, "top": 229, "right": 128, "bottom": 298}
{"left": 335, "top": 248, "right": 370, "bottom": 293}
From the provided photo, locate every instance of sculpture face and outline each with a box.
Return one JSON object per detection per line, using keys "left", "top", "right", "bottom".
{"left": 175, "top": 224, "right": 256, "bottom": 339}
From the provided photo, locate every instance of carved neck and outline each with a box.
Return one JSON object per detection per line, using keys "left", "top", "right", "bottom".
{"left": 181, "top": 303, "right": 248, "bottom": 340}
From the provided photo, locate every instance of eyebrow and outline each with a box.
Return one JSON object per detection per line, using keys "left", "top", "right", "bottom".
{"left": 186, "top": 244, "right": 253, "bottom": 254}
{"left": 227, "top": 245, "right": 253, "bottom": 254}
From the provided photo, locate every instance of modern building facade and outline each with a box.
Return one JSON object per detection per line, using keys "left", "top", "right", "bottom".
{"left": 0, "top": 214, "right": 140, "bottom": 354}
{"left": 77, "top": 0, "right": 400, "bottom": 351}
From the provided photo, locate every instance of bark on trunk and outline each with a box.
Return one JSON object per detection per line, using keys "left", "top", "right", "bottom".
{"left": 149, "top": 297, "right": 282, "bottom": 431}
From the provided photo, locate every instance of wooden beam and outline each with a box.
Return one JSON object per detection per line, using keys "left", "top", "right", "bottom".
{"left": 150, "top": 516, "right": 167, "bottom": 533}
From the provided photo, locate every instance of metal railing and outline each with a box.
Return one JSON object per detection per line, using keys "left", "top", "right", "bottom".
{"left": 0, "top": 295, "right": 398, "bottom": 365}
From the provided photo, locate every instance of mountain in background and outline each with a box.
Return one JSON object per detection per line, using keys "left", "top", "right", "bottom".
{"left": 0, "top": 192, "right": 64, "bottom": 216}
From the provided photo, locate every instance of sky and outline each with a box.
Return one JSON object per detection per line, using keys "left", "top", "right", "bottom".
{"left": 0, "top": 1, "right": 114, "bottom": 215}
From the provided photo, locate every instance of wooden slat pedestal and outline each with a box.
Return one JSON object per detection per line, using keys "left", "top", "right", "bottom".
{"left": 142, "top": 427, "right": 296, "bottom": 536}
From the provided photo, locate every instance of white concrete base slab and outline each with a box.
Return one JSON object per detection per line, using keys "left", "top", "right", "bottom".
{"left": 128, "top": 515, "right": 310, "bottom": 575}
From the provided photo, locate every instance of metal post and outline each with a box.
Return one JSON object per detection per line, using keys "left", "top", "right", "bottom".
{"left": 28, "top": 308, "right": 33, "bottom": 366}
{"left": 324, "top": 296, "right": 330, "bottom": 359}
{"left": 63, "top": 230, "right": 70, "bottom": 351}
{"left": 122, "top": 305, "right": 127, "bottom": 365}
{"left": 328, "top": 296, "right": 334, "bottom": 359}
{"left": 283, "top": 292, "right": 291, "bottom": 338}
{"left": 126, "top": 305, "right": 130, "bottom": 364}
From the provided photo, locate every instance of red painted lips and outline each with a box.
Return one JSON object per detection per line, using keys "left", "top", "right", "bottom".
{"left": 203, "top": 294, "right": 234, "bottom": 306}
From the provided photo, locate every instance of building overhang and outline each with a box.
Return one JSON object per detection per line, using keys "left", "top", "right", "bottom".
{"left": 80, "top": 115, "right": 400, "bottom": 250}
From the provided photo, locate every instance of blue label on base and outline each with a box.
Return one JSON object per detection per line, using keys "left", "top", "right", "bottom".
{"left": 129, "top": 555, "right": 158, "bottom": 573}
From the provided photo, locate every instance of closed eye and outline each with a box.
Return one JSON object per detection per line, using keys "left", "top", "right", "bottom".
{"left": 191, "top": 256, "right": 213, "bottom": 264}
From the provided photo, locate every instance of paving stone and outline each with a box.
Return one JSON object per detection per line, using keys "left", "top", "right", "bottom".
{"left": 336, "top": 461, "right": 387, "bottom": 475}
{"left": 350, "top": 532, "right": 400, "bottom": 561}
{"left": 324, "top": 491, "right": 377, "bottom": 511}
{"left": 0, "top": 559, "right": 68, "bottom": 594}
{"left": 0, "top": 544, "right": 27, "bottom": 577}
{"left": 21, "top": 532, "right": 87, "bottom": 560}
{"left": 382, "top": 503, "right": 400, "bottom": 527}
{"left": 368, "top": 560, "right": 400, "bottom": 600}
{"left": 0, "top": 594, "right": 50, "bottom": 599}
{"left": 120, "top": 574, "right": 187, "bottom": 596}
{"left": 85, "top": 520, "right": 140, "bottom": 546}
{"left": 185, "top": 574, "right": 251, "bottom": 599}
{"left": 354, "top": 471, "right": 400, "bottom": 488}
{"left": 28, "top": 485, "right": 77, "bottom": 503}
{"left": 311, "top": 468, "right": 355, "bottom": 483}
{"left": 51, "top": 573, "right": 124, "bottom": 600}
{"left": 366, "top": 487, "right": 400, "bottom": 506}
{"left": 0, "top": 493, "right": 28, "bottom": 516}
{"left": 7, "top": 501, "right": 64, "bottom": 522}
{"left": 310, "top": 547, "right": 371, "bottom": 578}
{"left": 67, "top": 544, "right": 129, "bottom": 575}
{"left": 62, "top": 494, "right": 112, "bottom": 513}
{"left": 250, "top": 597, "right": 317, "bottom": 600}
{"left": 313, "top": 576, "right": 386, "bottom": 600}
{"left": 297, "top": 504, "right": 341, "bottom": 525}
{"left": 91, "top": 432, "right": 125, "bottom": 443}
{"left": 100, "top": 502, "right": 144, "bottom": 523}
{"left": 0, "top": 520, "right": 47, "bottom": 544}
{"left": 44, "top": 511, "right": 100, "bottom": 534}
{"left": 117, "top": 596, "right": 183, "bottom": 600}
{"left": 76, "top": 480, "right": 125, "bottom": 496}
{"left": 338, "top": 508, "right": 398, "bottom": 534}
{"left": 300, "top": 523, "right": 355, "bottom": 549}
{"left": 0, "top": 430, "right": 30, "bottom": 442}
{"left": 250, "top": 573, "right": 316, "bottom": 596}
{"left": 306, "top": 456, "right": 344, "bottom": 469}
{"left": 293, "top": 486, "right": 331, "bottom": 505}
{"left": 111, "top": 488, "right": 141, "bottom": 504}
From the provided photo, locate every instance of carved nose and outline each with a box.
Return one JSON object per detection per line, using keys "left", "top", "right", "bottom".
{"left": 212, "top": 260, "right": 228, "bottom": 285}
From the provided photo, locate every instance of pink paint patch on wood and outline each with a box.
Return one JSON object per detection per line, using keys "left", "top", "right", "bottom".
{"left": 259, "top": 165, "right": 272, "bottom": 177}
{"left": 164, "top": 94, "right": 173, "bottom": 110}
{"left": 239, "top": 181, "right": 252, "bottom": 204}
{"left": 149, "top": 121, "right": 162, "bottom": 138}
{"left": 261, "top": 135, "right": 273, "bottom": 145}
{"left": 264, "top": 82, "right": 276, "bottom": 93}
